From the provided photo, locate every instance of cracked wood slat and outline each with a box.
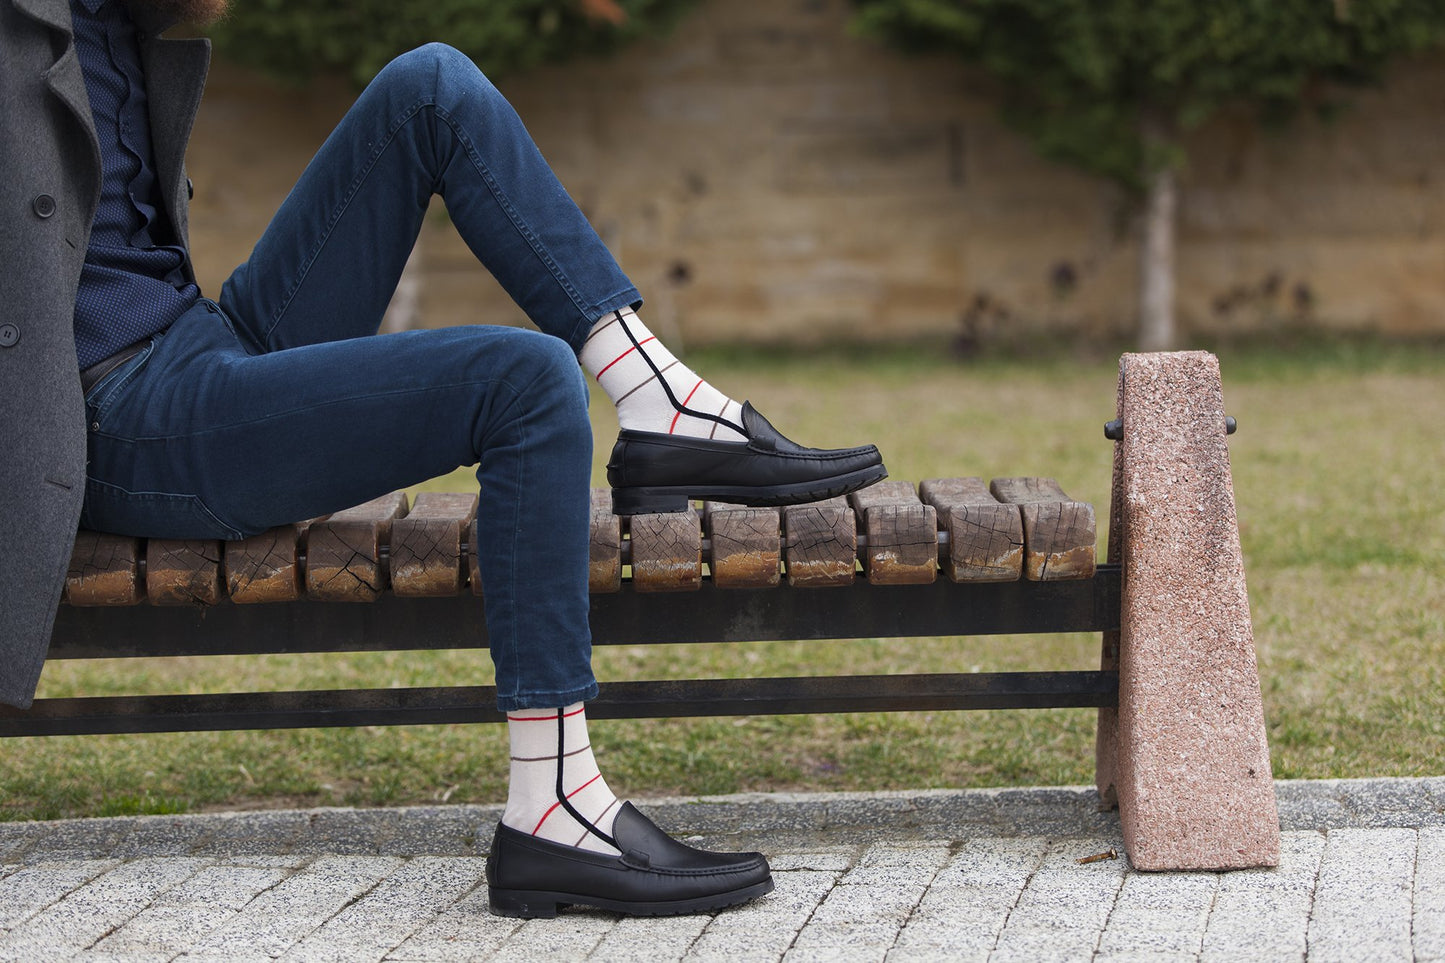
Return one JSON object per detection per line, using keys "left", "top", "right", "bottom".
{"left": 849, "top": 480, "right": 937, "bottom": 585}
{"left": 589, "top": 488, "right": 622, "bottom": 594}
{"left": 989, "top": 477, "right": 1096, "bottom": 581}
{"left": 629, "top": 510, "right": 702, "bottom": 592}
{"left": 65, "top": 532, "right": 142, "bottom": 605}
{"left": 306, "top": 492, "right": 410, "bottom": 601}
{"left": 782, "top": 498, "right": 856, "bottom": 587}
{"left": 704, "top": 502, "right": 781, "bottom": 589}
{"left": 144, "top": 539, "right": 224, "bottom": 605}
{"left": 391, "top": 492, "right": 477, "bottom": 597}
{"left": 224, "top": 524, "right": 305, "bottom": 603}
{"left": 919, "top": 477, "right": 1024, "bottom": 582}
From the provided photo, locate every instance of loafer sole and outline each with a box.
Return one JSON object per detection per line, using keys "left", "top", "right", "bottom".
{"left": 612, "top": 462, "right": 888, "bottom": 515}
{"left": 488, "top": 875, "right": 775, "bottom": 918}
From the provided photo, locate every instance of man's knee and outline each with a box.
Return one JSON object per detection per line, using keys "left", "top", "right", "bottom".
{"left": 482, "top": 331, "right": 589, "bottom": 430}
{"left": 374, "top": 42, "right": 497, "bottom": 104}
{"left": 525, "top": 334, "right": 589, "bottom": 413}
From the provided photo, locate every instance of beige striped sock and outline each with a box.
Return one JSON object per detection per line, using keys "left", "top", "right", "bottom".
{"left": 580, "top": 308, "right": 747, "bottom": 442}
{"left": 501, "top": 703, "right": 620, "bottom": 854}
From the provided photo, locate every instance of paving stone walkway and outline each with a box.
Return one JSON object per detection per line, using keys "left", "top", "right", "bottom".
{"left": 1, "top": 777, "right": 1442, "bottom": 962}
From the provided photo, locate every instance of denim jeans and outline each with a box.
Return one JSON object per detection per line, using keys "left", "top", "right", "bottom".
{"left": 81, "top": 44, "right": 642, "bottom": 710}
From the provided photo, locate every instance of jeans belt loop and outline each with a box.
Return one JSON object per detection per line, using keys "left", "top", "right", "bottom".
{"left": 79, "top": 338, "right": 150, "bottom": 395}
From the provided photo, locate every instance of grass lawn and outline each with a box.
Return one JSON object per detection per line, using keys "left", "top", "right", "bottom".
{"left": 4, "top": 337, "right": 1442, "bottom": 822}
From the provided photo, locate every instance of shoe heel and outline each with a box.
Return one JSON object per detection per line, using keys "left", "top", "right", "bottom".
{"left": 611, "top": 487, "right": 692, "bottom": 515}
{"left": 488, "top": 887, "right": 560, "bottom": 919}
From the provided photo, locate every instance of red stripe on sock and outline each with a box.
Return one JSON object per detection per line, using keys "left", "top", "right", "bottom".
{"left": 669, "top": 379, "right": 705, "bottom": 434}
{"left": 595, "top": 346, "right": 636, "bottom": 379}
{"left": 570, "top": 773, "right": 602, "bottom": 796}
{"left": 595, "top": 337, "right": 657, "bottom": 380}
{"left": 531, "top": 772, "right": 605, "bottom": 835}
{"left": 533, "top": 801, "right": 563, "bottom": 834}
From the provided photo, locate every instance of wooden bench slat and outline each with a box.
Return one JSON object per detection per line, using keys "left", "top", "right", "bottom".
{"left": 704, "top": 502, "right": 781, "bottom": 589}
{"left": 306, "top": 492, "right": 410, "bottom": 602}
{"left": 782, "top": 498, "right": 857, "bottom": 587}
{"left": 145, "top": 539, "right": 224, "bottom": 606}
{"left": 224, "top": 525, "right": 305, "bottom": 604}
{"left": 920, "top": 477, "right": 1024, "bottom": 582}
{"left": 989, "top": 477, "right": 1097, "bottom": 581}
{"left": 65, "top": 532, "right": 142, "bottom": 606}
{"left": 629, "top": 511, "right": 702, "bottom": 592}
{"left": 390, "top": 492, "right": 477, "bottom": 598}
{"left": 849, "top": 480, "right": 937, "bottom": 585}
{"left": 589, "top": 488, "right": 622, "bottom": 594}
{"left": 64, "top": 477, "right": 1096, "bottom": 604}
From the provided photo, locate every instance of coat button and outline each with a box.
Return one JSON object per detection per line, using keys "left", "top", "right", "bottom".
{"left": 187, "top": 177, "right": 194, "bottom": 200}
{"left": 32, "top": 194, "right": 56, "bottom": 218}
{"left": 0, "top": 323, "right": 19, "bottom": 347}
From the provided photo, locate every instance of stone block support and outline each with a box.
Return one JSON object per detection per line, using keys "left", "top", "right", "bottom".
{"left": 1095, "top": 351, "right": 1280, "bottom": 871}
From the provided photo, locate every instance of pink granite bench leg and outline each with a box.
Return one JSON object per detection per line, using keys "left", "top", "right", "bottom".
{"left": 1095, "top": 351, "right": 1280, "bottom": 871}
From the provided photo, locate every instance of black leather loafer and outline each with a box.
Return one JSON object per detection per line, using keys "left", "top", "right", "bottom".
{"left": 486, "top": 802, "right": 774, "bottom": 918}
{"left": 607, "top": 401, "right": 887, "bottom": 514}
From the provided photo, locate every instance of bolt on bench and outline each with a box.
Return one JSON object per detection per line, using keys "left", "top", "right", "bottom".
{"left": 2, "top": 351, "right": 1280, "bottom": 871}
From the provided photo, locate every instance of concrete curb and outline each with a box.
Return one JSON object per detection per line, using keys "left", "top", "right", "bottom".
{"left": 2, "top": 776, "right": 1441, "bottom": 863}
{"left": 2, "top": 778, "right": 1442, "bottom": 961}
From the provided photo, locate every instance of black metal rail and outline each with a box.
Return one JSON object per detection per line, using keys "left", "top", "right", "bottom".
{"left": 8, "top": 566, "right": 1121, "bottom": 737}
{"left": 46, "top": 565, "right": 1121, "bottom": 658}
{"left": 0, "top": 672, "right": 1118, "bottom": 737}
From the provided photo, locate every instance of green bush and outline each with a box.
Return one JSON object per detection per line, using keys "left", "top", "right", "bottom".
{"left": 849, "top": 0, "right": 1445, "bottom": 191}
{"left": 208, "top": 0, "right": 700, "bottom": 87}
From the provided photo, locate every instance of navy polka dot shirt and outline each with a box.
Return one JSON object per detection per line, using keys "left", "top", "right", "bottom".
{"left": 71, "top": 0, "right": 200, "bottom": 370}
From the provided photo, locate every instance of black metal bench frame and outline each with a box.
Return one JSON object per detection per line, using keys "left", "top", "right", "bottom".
{"left": 3, "top": 352, "right": 1289, "bottom": 871}
{"left": 11, "top": 567, "right": 1120, "bottom": 736}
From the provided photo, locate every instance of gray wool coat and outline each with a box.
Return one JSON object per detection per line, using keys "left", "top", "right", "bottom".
{"left": 1, "top": 0, "right": 209, "bottom": 707}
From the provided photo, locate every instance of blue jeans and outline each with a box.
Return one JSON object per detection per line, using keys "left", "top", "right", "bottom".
{"left": 81, "top": 44, "right": 642, "bottom": 710}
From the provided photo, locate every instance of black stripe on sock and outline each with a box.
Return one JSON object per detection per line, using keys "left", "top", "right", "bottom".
{"left": 615, "top": 311, "right": 745, "bottom": 436}
{"left": 556, "top": 710, "right": 617, "bottom": 850}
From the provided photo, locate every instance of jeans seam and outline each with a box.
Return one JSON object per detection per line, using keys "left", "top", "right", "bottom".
{"left": 84, "top": 479, "right": 245, "bottom": 541}
{"left": 100, "top": 377, "right": 523, "bottom": 443}
{"left": 499, "top": 683, "right": 599, "bottom": 711}
{"left": 488, "top": 361, "right": 550, "bottom": 704}
{"left": 261, "top": 97, "right": 433, "bottom": 345}
{"left": 263, "top": 92, "right": 604, "bottom": 346}
{"left": 485, "top": 357, "right": 592, "bottom": 706}
{"left": 87, "top": 341, "right": 158, "bottom": 429}
{"left": 431, "top": 102, "right": 594, "bottom": 322}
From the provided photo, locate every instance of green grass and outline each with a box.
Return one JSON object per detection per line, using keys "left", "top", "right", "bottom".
{"left": 5, "top": 336, "right": 1443, "bottom": 821}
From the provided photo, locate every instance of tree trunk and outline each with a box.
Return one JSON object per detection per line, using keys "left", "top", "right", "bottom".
{"left": 1138, "top": 159, "right": 1173, "bottom": 351}
{"left": 1138, "top": 160, "right": 1177, "bottom": 351}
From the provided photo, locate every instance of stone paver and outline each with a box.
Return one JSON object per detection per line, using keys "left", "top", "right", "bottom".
{"left": 1415, "top": 827, "right": 1445, "bottom": 963}
{"left": 0, "top": 777, "right": 1442, "bottom": 961}
{"left": 0, "top": 859, "right": 118, "bottom": 932}
{"left": 279, "top": 857, "right": 487, "bottom": 962}
{"left": 1307, "top": 827, "right": 1418, "bottom": 963}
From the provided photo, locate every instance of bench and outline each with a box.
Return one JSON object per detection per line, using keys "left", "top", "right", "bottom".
{"left": 1, "top": 351, "right": 1281, "bottom": 871}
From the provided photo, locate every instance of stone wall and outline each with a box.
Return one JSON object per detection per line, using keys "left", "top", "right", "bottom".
{"left": 184, "top": 0, "right": 1445, "bottom": 346}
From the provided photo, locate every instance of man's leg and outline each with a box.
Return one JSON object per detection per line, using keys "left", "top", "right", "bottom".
{"left": 219, "top": 43, "right": 885, "bottom": 516}
{"left": 81, "top": 304, "right": 772, "bottom": 916}
{"left": 83, "top": 309, "right": 598, "bottom": 712}
{"left": 219, "top": 43, "right": 637, "bottom": 355}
